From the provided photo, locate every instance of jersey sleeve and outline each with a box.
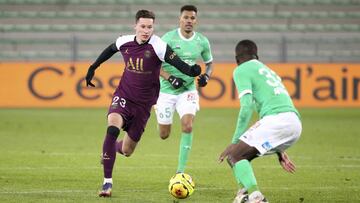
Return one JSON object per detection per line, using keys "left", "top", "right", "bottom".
{"left": 115, "top": 35, "right": 134, "bottom": 50}
{"left": 231, "top": 94, "right": 253, "bottom": 143}
{"left": 233, "top": 66, "right": 252, "bottom": 98}
{"left": 201, "top": 36, "right": 213, "bottom": 64}
{"left": 149, "top": 35, "right": 167, "bottom": 62}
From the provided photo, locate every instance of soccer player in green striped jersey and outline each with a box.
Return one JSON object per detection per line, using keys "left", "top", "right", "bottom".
{"left": 218, "top": 40, "right": 302, "bottom": 203}
{"left": 155, "top": 5, "right": 213, "bottom": 174}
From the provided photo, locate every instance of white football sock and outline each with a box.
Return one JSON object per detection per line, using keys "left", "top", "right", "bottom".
{"left": 103, "top": 178, "right": 113, "bottom": 184}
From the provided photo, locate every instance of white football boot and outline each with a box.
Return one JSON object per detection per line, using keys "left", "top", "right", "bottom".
{"left": 233, "top": 188, "right": 249, "bottom": 203}
{"left": 248, "top": 191, "right": 269, "bottom": 203}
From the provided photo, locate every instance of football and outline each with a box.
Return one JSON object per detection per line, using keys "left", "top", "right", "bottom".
{"left": 168, "top": 173, "right": 195, "bottom": 199}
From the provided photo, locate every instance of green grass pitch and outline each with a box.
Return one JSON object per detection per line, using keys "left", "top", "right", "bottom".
{"left": 0, "top": 108, "right": 359, "bottom": 202}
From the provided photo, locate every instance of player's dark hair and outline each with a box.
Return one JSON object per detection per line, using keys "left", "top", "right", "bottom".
{"left": 181, "top": 5, "right": 197, "bottom": 13}
{"left": 235, "top": 39, "right": 259, "bottom": 60}
{"left": 135, "top": 10, "right": 155, "bottom": 23}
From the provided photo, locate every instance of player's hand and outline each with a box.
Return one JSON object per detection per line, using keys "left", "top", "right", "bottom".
{"left": 218, "top": 143, "right": 237, "bottom": 163}
{"left": 189, "top": 64, "right": 202, "bottom": 77}
{"left": 277, "top": 151, "right": 296, "bottom": 173}
{"left": 85, "top": 66, "right": 96, "bottom": 87}
{"left": 168, "top": 75, "right": 185, "bottom": 89}
{"left": 197, "top": 73, "right": 209, "bottom": 87}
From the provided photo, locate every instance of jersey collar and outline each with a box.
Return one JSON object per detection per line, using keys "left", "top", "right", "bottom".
{"left": 177, "top": 28, "right": 196, "bottom": 41}
{"left": 134, "top": 35, "right": 152, "bottom": 45}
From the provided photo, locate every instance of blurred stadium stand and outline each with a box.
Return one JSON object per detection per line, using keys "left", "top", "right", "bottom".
{"left": 0, "top": 0, "right": 359, "bottom": 62}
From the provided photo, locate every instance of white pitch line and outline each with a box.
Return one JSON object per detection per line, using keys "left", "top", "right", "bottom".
{"left": 6, "top": 151, "right": 360, "bottom": 160}
{"left": 0, "top": 190, "right": 93, "bottom": 194}
{"left": 0, "top": 186, "right": 359, "bottom": 195}
{"left": 0, "top": 164, "right": 359, "bottom": 171}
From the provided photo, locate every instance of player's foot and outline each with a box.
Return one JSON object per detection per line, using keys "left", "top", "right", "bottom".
{"left": 99, "top": 182, "right": 112, "bottom": 197}
{"left": 248, "top": 191, "right": 268, "bottom": 203}
{"left": 233, "top": 188, "right": 248, "bottom": 203}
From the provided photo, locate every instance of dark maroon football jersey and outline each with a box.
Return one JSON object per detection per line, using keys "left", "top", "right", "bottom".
{"left": 115, "top": 34, "right": 167, "bottom": 105}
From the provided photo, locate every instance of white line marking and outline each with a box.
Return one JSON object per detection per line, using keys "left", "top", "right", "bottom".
{"left": 1, "top": 186, "right": 359, "bottom": 195}
{"left": 0, "top": 164, "right": 359, "bottom": 171}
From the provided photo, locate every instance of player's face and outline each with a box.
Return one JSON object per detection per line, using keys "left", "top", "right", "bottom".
{"left": 179, "top": 10, "right": 197, "bottom": 33}
{"left": 135, "top": 18, "right": 154, "bottom": 43}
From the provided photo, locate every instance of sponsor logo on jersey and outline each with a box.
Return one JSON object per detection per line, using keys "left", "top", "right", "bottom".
{"left": 261, "top": 141, "right": 272, "bottom": 151}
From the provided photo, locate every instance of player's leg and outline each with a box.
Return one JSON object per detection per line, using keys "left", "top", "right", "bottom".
{"left": 155, "top": 93, "right": 176, "bottom": 139}
{"left": 228, "top": 141, "right": 269, "bottom": 203}
{"left": 120, "top": 132, "right": 138, "bottom": 157}
{"left": 176, "top": 90, "right": 199, "bottom": 173}
{"left": 176, "top": 114, "right": 194, "bottom": 173}
{"left": 231, "top": 112, "right": 302, "bottom": 203}
{"left": 118, "top": 104, "right": 151, "bottom": 156}
{"left": 99, "top": 112, "right": 124, "bottom": 197}
{"left": 115, "top": 133, "right": 138, "bottom": 156}
{"left": 158, "top": 124, "right": 172, "bottom": 139}
{"left": 227, "top": 141, "right": 260, "bottom": 195}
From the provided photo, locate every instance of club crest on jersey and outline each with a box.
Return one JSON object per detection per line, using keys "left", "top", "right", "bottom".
{"left": 144, "top": 50, "right": 151, "bottom": 58}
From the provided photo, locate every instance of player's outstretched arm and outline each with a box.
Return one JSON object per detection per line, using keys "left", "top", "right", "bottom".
{"left": 164, "top": 45, "right": 201, "bottom": 77}
{"left": 85, "top": 43, "right": 118, "bottom": 87}
{"left": 277, "top": 151, "right": 296, "bottom": 173}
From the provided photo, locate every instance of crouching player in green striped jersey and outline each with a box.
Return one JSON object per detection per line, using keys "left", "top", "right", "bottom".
{"left": 155, "top": 5, "right": 213, "bottom": 173}
{"left": 219, "top": 40, "right": 302, "bottom": 203}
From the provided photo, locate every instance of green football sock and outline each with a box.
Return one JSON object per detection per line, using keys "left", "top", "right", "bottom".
{"left": 177, "top": 132, "right": 193, "bottom": 173}
{"left": 232, "top": 168, "right": 245, "bottom": 189}
{"left": 227, "top": 159, "right": 245, "bottom": 188}
{"left": 233, "top": 159, "right": 259, "bottom": 194}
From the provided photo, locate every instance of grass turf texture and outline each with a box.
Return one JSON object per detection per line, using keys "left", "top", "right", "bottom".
{"left": 0, "top": 108, "right": 359, "bottom": 202}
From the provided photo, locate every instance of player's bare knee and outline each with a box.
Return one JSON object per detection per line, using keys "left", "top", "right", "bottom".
{"left": 181, "top": 124, "right": 192, "bottom": 133}
{"left": 122, "top": 149, "right": 133, "bottom": 157}
{"left": 159, "top": 133, "right": 169, "bottom": 140}
{"left": 123, "top": 152, "right": 131, "bottom": 157}
{"left": 159, "top": 129, "right": 170, "bottom": 139}
{"left": 229, "top": 150, "right": 247, "bottom": 163}
{"left": 121, "top": 144, "right": 135, "bottom": 157}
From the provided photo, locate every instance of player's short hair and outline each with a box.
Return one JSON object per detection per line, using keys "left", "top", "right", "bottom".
{"left": 135, "top": 10, "right": 155, "bottom": 23}
{"left": 180, "top": 5, "right": 197, "bottom": 14}
{"left": 235, "top": 40, "right": 258, "bottom": 59}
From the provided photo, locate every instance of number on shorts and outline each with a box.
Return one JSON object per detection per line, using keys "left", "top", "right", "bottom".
{"left": 159, "top": 107, "right": 171, "bottom": 118}
{"left": 112, "top": 96, "right": 126, "bottom": 108}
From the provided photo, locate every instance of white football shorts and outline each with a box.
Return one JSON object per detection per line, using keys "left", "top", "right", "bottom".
{"left": 155, "top": 90, "right": 199, "bottom": 125}
{"left": 239, "top": 112, "right": 302, "bottom": 156}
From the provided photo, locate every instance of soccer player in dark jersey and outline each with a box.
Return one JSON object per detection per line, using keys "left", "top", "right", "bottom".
{"left": 85, "top": 10, "right": 201, "bottom": 197}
